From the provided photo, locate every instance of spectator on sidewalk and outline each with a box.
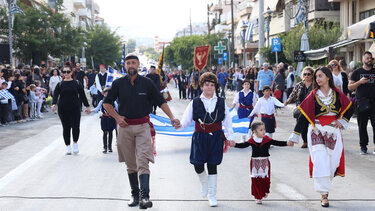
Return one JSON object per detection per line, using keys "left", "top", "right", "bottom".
{"left": 348, "top": 51, "right": 375, "bottom": 155}
{"left": 286, "top": 66, "right": 296, "bottom": 98}
{"left": 256, "top": 63, "right": 275, "bottom": 98}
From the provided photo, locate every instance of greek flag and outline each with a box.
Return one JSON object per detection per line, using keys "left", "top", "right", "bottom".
{"left": 120, "top": 45, "right": 125, "bottom": 73}
{"left": 105, "top": 66, "right": 126, "bottom": 88}
{"left": 241, "top": 20, "right": 254, "bottom": 41}
{"left": 294, "top": 0, "right": 305, "bottom": 26}
{"left": 0, "top": 89, "right": 17, "bottom": 110}
{"left": 150, "top": 108, "right": 251, "bottom": 137}
{"left": 10, "top": 0, "right": 24, "bottom": 15}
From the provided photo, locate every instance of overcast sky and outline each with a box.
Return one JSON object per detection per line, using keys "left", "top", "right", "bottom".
{"left": 95, "top": 0, "right": 213, "bottom": 41}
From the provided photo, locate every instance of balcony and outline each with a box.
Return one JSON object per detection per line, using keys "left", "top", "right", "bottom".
{"left": 94, "top": 3, "right": 100, "bottom": 14}
{"left": 77, "top": 8, "right": 92, "bottom": 20}
{"left": 73, "top": 0, "right": 86, "bottom": 9}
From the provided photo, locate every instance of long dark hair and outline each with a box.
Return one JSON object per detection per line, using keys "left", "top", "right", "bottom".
{"left": 313, "top": 66, "right": 335, "bottom": 89}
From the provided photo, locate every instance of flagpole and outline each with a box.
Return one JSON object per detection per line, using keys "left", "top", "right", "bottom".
{"left": 7, "top": 0, "right": 13, "bottom": 67}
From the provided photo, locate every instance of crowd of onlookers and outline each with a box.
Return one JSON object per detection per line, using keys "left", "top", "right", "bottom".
{"left": 0, "top": 62, "right": 100, "bottom": 126}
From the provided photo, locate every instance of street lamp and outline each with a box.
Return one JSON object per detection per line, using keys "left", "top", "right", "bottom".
{"left": 265, "top": 7, "right": 273, "bottom": 47}
{"left": 241, "top": 23, "right": 247, "bottom": 68}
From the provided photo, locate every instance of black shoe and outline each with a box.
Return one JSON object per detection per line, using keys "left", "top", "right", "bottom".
{"left": 139, "top": 174, "right": 153, "bottom": 209}
{"left": 360, "top": 147, "right": 367, "bottom": 155}
{"left": 128, "top": 173, "right": 140, "bottom": 207}
{"left": 108, "top": 149, "right": 113, "bottom": 153}
{"left": 102, "top": 149, "right": 107, "bottom": 153}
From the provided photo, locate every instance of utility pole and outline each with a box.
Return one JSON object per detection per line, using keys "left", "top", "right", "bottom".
{"left": 7, "top": 0, "right": 13, "bottom": 67}
{"left": 207, "top": 4, "right": 211, "bottom": 35}
{"left": 258, "top": 0, "right": 265, "bottom": 65}
{"left": 231, "top": 0, "right": 234, "bottom": 67}
{"left": 190, "top": 9, "right": 193, "bottom": 36}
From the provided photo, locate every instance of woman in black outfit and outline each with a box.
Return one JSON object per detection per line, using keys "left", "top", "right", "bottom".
{"left": 52, "top": 66, "right": 90, "bottom": 155}
{"left": 177, "top": 70, "right": 187, "bottom": 99}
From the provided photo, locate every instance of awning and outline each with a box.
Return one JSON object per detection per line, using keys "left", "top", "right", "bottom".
{"left": 348, "top": 15, "right": 375, "bottom": 40}
{"left": 304, "top": 39, "right": 360, "bottom": 60}
{"left": 250, "top": 0, "right": 279, "bottom": 21}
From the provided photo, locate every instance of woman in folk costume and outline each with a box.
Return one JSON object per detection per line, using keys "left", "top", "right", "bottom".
{"left": 288, "top": 67, "right": 353, "bottom": 207}
{"left": 232, "top": 79, "right": 256, "bottom": 141}
{"left": 175, "top": 72, "right": 234, "bottom": 207}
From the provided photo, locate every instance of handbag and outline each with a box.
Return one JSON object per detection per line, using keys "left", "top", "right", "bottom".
{"left": 22, "top": 95, "right": 29, "bottom": 103}
{"left": 293, "top": 107, "right": 301, "bottom": 118}
{"left": 357, "top": 97, "right": 371, "bottom": 113}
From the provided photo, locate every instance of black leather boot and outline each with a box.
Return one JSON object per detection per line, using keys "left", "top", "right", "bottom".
{"left": 127, "top": 173, "right": 140, "bottom": 207}
{"left": 139, "top": 174, "right": 153, "bottom": 209}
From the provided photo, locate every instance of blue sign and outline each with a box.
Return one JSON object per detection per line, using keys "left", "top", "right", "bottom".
{"left": 223, "top": 52, "right": 228, "bottom": 61}
{"left": 218, "top": 58, "right": 223, "bottom": 65}
{"left": 272, "top": 38, "right": 281, "bottom": 52}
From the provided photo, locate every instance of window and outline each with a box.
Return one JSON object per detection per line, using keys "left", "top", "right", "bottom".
{"left": 352, "top": 1, "right": 356, "bottom": 24}
{"left": 360, "top": 9, "right": 375, "bottom": 21}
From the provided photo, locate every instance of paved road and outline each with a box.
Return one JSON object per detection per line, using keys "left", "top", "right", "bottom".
{"left": 0, "top": 85, "right": 374, "bottom": 211}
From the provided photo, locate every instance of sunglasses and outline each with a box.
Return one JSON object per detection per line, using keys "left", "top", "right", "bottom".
{"left": 331, "top": 63, "right": 337, "bottom": 67}
{"left": 62, "top": 71, "right": 71, "bottom": 74}
{"left": 303, "top": 73, "right": 312, "bottom": 76}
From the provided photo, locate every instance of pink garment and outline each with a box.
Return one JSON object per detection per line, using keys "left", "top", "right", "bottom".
{"left": 35, "top": 87, "right": 43, "bottom": 103}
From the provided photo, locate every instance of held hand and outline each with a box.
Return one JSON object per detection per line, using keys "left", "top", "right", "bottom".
{"left": 332, "top": 120, "right": 342, "bottom": 128}
{"left": 85, "top": 107, "right": 91, "bottom": 114}
{"left": 52, "top": 105, "right": 56, "bottom": 113}
{"left": 116, "top": 116, "right": 129, "bottom": 128}
{"left": 171, "top": 118, "right": 181, "bottom": 129}
{"left": 228, "top": 140, "right": 236, "bottom": 147}
{"left": 287, "top": 141, "right": 294, "bottom": 147}
{"left": 248, "top": 115, "right": 252, "bottom": 119}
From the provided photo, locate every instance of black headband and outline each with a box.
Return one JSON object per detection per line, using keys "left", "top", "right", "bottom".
{"left": 203, "top": 79, "right": 217, "bottom": 84}
{"left": 124, "top": 55, "right": 139, "bottom": 61}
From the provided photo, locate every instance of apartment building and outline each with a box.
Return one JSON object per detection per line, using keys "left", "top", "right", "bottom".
{"left": 328, "top": 0, "right": 375, "bottom": 64}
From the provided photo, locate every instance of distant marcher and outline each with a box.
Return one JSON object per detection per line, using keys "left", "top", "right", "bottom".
{"left": 286, "top": 66, "right": 296, "bottom": 98}
{"left": 95, "top": 65, "right": 107, "bottom": 103}
{"left": 217, "top": 67, "right": 228, "bottom": 98}
{"left": 176, "top": 70, "right": 187, "bottom": 99}
{"left": 52, "top": 66, "right": 90, "bottom": 155}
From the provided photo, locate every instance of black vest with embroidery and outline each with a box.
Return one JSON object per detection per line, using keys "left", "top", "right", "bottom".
{"left": 192, "top": 97, "right": 225, "bottom": 124}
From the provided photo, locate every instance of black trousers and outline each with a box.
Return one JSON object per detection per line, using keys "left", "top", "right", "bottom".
{"left": 357, "top": 109, "right": 375, "bottom": 148}
{"left": 58, "top": 108, "right": 81, "bottom": 146}
{"left": 103, "top": 131, "right": 113, "bottom": 150}
{"left": 194, "top": 164, "right": 217, "bottom": 175}
{"left": 179, "top": 87, "right": 186, "bottom": 99}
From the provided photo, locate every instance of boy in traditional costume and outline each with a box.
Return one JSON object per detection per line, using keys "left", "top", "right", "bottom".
{"left": 174, "top": 72, "right": 234, "bottom": 207}
{"left": 288, "top": 67, "right": 353, "bottom": 207}
{"left": 232, "top": 79, "right": 256, "bottom": 142}
{"left": 248, "top": 85, "right": 285, "bottom": 138}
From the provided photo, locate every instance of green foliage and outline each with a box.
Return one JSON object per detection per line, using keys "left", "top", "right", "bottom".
{"left": 259, "top": 45, "right": 287, "bottom": 65}
{"left": 85, "top": 24, "right": 122, "bottom": 69}
{"left": 164, "top": 34, "right": 224, "bottom": 71}
{"left": 281, "top": 21, "right": 342, "bottom": 64}
{"left": 139, "top": 46, "right": 160, "bottom": 61}
{"left": 127, "top": 39, "right": 136, "bottom": 54}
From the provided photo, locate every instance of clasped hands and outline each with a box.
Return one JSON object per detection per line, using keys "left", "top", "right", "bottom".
{"left": 227, "top": 140, "right": 295, "bottom": 147}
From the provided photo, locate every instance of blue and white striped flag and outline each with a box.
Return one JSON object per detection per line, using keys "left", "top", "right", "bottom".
{"left": 294, "top": 0, "right": 305, "bottom": 26}
{"left": 241, "top": 20, "right": 254, "bottom": 41}
{"left": 9, "top": 0, "right": 24, "bottom": 15}
{"left": 0, "top": 89, "right": 17, "bottom": 110}
{"left": 105, "top": 66, "right": 126, "bottom": 88}
{"left": 150, "top": 108, "right": 252, "bottom": 137}
{"left": 120, "top": 45, "right": 125, "bottom": 73}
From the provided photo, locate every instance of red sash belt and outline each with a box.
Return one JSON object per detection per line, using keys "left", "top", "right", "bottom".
{"left": 125, "top": 115, "right": 157, "bottom": 156}
{"left": 194, "top": 122, "right": 229, "bottom": 153}
{"left": 194, "top": 122, "right": 222, "bottom": 133}
{"left": 261, "top": 114, "right": 275, "bottom": 118}
{"left": 239, "top": 104, "right": 253, "bottom": 109}
{"left": 316, "top": 115, "right": 336, "bottom": 127}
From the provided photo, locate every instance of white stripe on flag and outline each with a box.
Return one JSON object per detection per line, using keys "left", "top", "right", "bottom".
{"left": 245, "top": 23, "right": 254, "bottom": 41}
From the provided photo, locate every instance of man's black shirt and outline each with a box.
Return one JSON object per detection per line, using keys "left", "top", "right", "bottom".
{"left": 75, "top": 70, "right": 86, "bottom": 85}
{"left": 350, "top": 67, "right": 375, "bottom": 99}
{"left": 103, "top": 75, "right": 166, "bottom": 119}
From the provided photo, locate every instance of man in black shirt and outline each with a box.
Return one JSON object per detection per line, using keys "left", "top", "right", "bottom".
{"left": 349, "top": 51, "right": 375, "bottom": 155}
{"left": 146, "top": 66, "right": 161, "bottom": 114}
{"left": 74, "top": 64, "right": 88, "bottom": 88}
{"left": 103, "top": 54, "right": 179, "bottom": 209}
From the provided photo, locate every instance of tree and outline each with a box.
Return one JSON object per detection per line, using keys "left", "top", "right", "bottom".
{"left": 281, "top": 21, "right": 341, "bottom": 64}
{"left": 85, "top": 24, "right": 122, "bottom": 69}
{"left": 139, "top": 46, "right": 160, "bottom": 61}
{"left": 127, "top": 39, "right": 136, "bottom": 54}
{"left": 164, "top": 34, "right": 223, "bottom": 71}
{"left": 259, "top": 46, "right": 287, "bottom": 65}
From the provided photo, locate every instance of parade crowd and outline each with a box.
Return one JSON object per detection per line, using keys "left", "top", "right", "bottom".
{"left": 1, "top": 51, "right": 375, "bottom": 209}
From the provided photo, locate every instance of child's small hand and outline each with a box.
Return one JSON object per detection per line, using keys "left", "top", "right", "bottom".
{"left": 228, "top": 140, "right": 236, "bottom": 147}
{"left": 287, "top": 141, "right": 294, "bottom": 147}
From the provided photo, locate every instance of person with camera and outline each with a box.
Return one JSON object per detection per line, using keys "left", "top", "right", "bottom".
{"left": 349, "top": 51, "right": 375, "bottom": 155}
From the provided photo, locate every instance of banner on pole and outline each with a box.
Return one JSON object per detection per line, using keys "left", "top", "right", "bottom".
{"left": 194, "top": 45, "right": 210, "bottom": 72}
